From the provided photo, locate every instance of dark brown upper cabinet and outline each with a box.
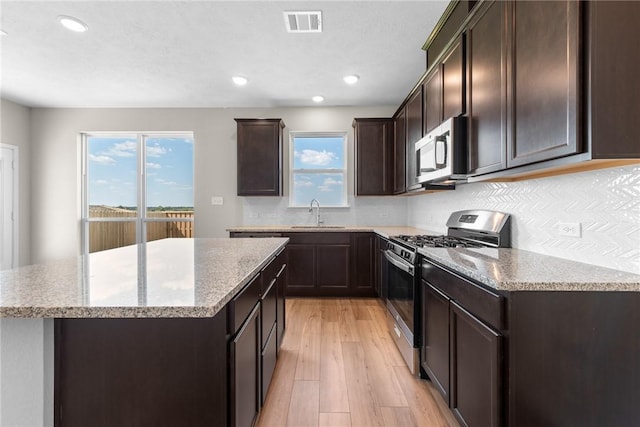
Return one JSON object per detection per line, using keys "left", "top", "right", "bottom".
{"left": 442, "top": 37, "right": 465, "bottom": 121}
{"left": 393, "top": 109, "right": 407, "bottom": 194}
{"left": 353, "top": 118, "right": 394, "bottom": 196}
{"left": 235, "top": 119, "right": 284, "bottom": 196}
{"left": 466, "top": 0, "right": 508, "bottom": 176}
{"left": 589, "top": 1, "right": 640, "bottom": 159}
{"left": 506, "top": 0, "right": 580, "bottom": 168}
{"left": 406, "top": 88, "right": 423, "bottom": 189}
{"left": 423, "top": 67, "right": 442, "bottom": 135}
{"left": 423, "top": 36, "right": 465, "bottom": 136}
{"left": 466, "top": 0, "right": 581, "bottom": 176}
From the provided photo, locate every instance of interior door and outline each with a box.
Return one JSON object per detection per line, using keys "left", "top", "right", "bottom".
{"left": 1, "top": 145, "right": 17, "bottom": 270}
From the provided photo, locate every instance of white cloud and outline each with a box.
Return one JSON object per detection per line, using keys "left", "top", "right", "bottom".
{"left": 294, "top": 179, "right": 314, "bottom": 187}
{"left": 318, "top": 177, "right": 342, "bottom": 192}
{"left": 323, "top": 177, "right": 342, "bottom": 186}
{"left": 155, "top": 178, "right": 176, "bottom": 185}
{"left": 89, "top": 154, "right": 116, "bottom": 165}
{"left": 103, "top": 141, "right": 137, "bottom": 158}
{"left": 147, "top": 144, "right": 169, "bottom": 158}
{"left": 94, "top": 179, "right": 108, "bottom": 185}
{"left": 146, "top": 162, "right": 162, "bottom": 169}
{"left": 295, "top": 149, "right": 337, "bottom": 166}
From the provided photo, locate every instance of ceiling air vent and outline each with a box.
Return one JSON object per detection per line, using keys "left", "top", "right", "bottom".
{"left": 284, "top": 11, "right": 322, "bottom": 33}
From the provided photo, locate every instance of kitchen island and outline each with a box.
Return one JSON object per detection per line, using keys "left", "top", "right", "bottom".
{"left": 0, "top": 237, "right": 288, "bottom": 427}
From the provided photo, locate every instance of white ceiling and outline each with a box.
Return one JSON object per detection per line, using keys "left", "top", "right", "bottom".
{"left": 0, "top": 1, "right": 448, "bottom": 108}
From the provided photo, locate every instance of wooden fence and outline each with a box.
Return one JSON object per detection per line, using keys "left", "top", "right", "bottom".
{"left": 89, "top": 206, "right": 193, "bottom": 253}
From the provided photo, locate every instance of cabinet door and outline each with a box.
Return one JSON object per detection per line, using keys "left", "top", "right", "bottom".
{"left": 286, "top": 244, "right": 315, "bottom": 292}
{"left": 423, "top": 67, "right": 443, "bottom": 134}
{"left": 442, "top": 36, "right": 465, "bottom": 120}
{"left": 351, "top": 233, "right": 375, "bottom": 293}
{"left": 393, "top": 109, "right": 407, "bottom": 194}
{"left": 507, "top": 0, "right": 580, "bottom": 167}
{"left": 450, "top": 301, "right": 502, "bottom": 427}
{"left": 421, "top": 282, "right": 451, "bottom": 403}
{"left": 378, "top": 237, "right": 389, "bottom": 300}
{"left": 466, "top": 0, "right": 508, "bottom": 175}
{"left": 235, "top": 119, "right": 283, "bottom": 196}
{"left": 316, "top": 244, "right": 350, "bottom": 289}
{"left": 406, "top": 89, "right": 422, "bottom": 189}
{"left": 589, "top": 1, "right": 640, "bottom": 158}
{"left": 354, "top": 119, "right": 393, "bottom": 195}
{"left": 230, "top": 303, "right": 261, "bottom": 427}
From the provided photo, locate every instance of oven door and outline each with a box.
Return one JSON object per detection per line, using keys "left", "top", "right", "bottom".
{"left": 384, "top": 249, "right": 416, "bottom": 344}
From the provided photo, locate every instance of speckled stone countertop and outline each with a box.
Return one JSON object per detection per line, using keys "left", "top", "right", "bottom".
{"left": 419, "top": 247, "right": 640, "bottom": 292}
{"left": 0, "top": 237, "right": 288, "bottom": 318}
{"left": 227, "top": 225, "right": 436, "bottom": 239}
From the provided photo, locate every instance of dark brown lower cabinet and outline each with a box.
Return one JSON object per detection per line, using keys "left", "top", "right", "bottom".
{"left": 421, "top": 283, "right": 451, "bottom": 403}
{"left": 283, "top": 232, "right": 376, "bottom": 297}
{"left": 275, "top": 260, "right": 287, "bottom": 350}
{"left": 230, "top": 303, "right": 261, "bottom": 427}
{"left": 260, "top": 274, "right": 278, "bottom": 405}
{"left": 261, "top": 323, "right": 278, "bottom": 404}
{"left": 450, "top": 301, "right": 502, "bottom": 427}
{"left": 422, "top": 260, "right": 640, "bottom": 427}
{"left": 55, "top": 315, "right": 228, "bottom": 427}
{"left": 316, "top": 244, "right": 350, "bottom": 290}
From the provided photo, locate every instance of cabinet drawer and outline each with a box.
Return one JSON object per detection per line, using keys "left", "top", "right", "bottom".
{"left": 261, "top": 276, "right": 277, "bottom": 347}
{"left": 422, "top": 261, "right": 504, "bottom": 330}
{"left": 284, "top": 232, "right": 350, "bottom": 245}
{"left": 229, "top": 274, "right": 262, "bottom": 334}
{"left": 261, "top": 323, "right": 278, "bottom": 405}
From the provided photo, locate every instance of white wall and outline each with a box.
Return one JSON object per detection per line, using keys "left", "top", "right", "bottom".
{"left": 408, "top": 164, "right": 640, "bottom": 274}
{"left": 13, "top": 100, "right": 640, "bottom": 273}
{"left": 28, "top": 105, "right": 395, "bottom": 263}
{"left": 1, "top": 99, "right": 31, "bottom": 266}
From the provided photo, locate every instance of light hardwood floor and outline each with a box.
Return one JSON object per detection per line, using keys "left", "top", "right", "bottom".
{"left": 257, "top": 298, "right": 459, "bottom": 427}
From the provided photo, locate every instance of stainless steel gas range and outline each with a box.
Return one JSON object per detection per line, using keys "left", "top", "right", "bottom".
{"left": 384, "top": 210, "right": 512, "bottom": 374}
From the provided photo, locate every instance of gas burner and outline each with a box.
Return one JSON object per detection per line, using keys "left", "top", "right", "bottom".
{"left": 393, "top": 234, "right": 484, "bottom": 249}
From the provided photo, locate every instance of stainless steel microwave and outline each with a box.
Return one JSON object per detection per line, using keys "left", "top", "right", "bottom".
{"left": 415, "top": 116, "right": 467, "bottom": 185}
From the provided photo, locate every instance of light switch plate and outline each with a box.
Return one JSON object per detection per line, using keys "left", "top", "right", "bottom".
{"left": 211, "top": 196, "right": 224, "bottom": 206}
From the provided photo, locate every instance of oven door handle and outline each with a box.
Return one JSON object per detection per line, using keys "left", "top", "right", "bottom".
{"left": 384, "top": 250, "right": 415, "bottom": 276}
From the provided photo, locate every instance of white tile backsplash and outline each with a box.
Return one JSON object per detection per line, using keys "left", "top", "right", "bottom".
{"left": 240, "top": 165, "right": 640, "bottom": 274}
{"left": 408, "top": 165, "right": 640, "bottom": 274}
{"left": 242, "top": 196, "right": 408, "bottom": 227}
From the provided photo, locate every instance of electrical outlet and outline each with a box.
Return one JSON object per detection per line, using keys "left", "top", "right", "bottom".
{"left": 558, "top": 222, "right": 581, "bottom": 238}
{"left": 211, "top": 196, "right": 224, "bottom": 206}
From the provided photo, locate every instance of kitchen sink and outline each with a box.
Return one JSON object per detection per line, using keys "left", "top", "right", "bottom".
{"left": 290, "top": 225, "right": 346, "bottom": 229}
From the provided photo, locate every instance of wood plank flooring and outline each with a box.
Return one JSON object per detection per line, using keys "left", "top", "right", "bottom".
{"left": 257, "top": 298, "right": 459, "bottom": 427}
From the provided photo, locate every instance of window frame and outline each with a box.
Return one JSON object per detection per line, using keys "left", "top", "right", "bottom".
{"left": 80, "top": 132, "right": 194, "bottom": 256}
{"left": 288, "top": 131, "right": 348, "bottom": 208}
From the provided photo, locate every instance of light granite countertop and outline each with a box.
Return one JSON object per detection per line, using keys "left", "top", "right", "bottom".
{"left": 419, "top": 247, "right": 640, "bottom": 292}
{"left": 0, "top": 237, "right": 288, "bottom": 318}
{"left": 227, "top": 225, "right": 437, "bottom": 239}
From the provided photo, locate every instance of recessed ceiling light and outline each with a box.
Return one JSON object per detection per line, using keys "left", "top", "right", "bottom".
{"left": 58, "top": 15, "right": 89, "bottom": 33}
{"left": 0, "top": 30, "right": 7, "bottom": 36}
{"left": 343, "top": 75, "right": 359, "bottom": 85}
{"left": 312, "top": 95, "right": 324, "bottom": 103}
{"left": 232, "top": 76, "right": 248, "bottom": 86}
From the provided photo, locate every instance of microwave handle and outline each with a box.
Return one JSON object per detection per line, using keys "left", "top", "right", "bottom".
{"left": 435, "top": 135, "right": 447, "bottom": 168}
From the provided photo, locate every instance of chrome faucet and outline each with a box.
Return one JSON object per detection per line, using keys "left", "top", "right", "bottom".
{"left": 309, "top": 198, "right": 323, "bottom": 226}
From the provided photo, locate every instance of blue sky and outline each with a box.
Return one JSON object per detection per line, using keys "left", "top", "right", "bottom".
{"left": 88, "top": 135, "right": 193, "bottom": 208}
{"left": 292, "top": 135, "right": 346, "bottom": 206}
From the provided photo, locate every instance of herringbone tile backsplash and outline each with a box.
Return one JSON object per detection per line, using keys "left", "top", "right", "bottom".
{"left": 408, "top": 165, "right": 640, "bottom": 274}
